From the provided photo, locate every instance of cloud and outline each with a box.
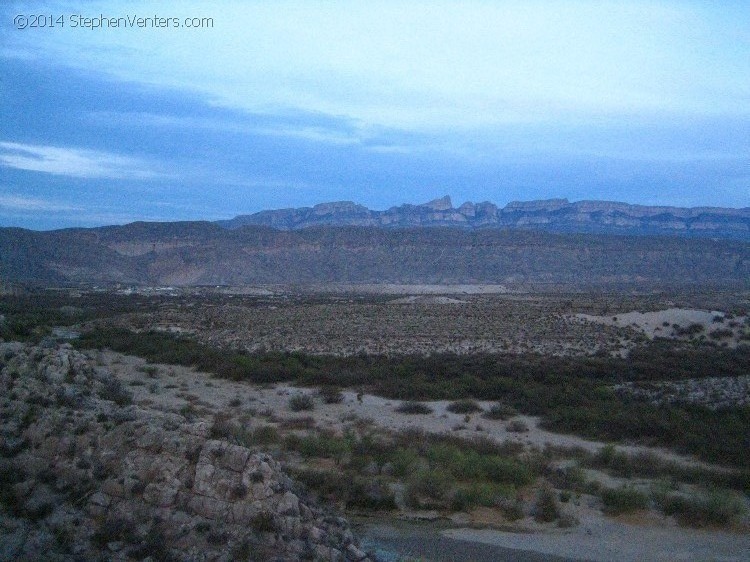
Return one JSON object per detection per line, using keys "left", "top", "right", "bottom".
{"left": 5, "top": 1, "right": 748, "bottom": 131}
{"left": 0, "top": 141, "right": 169, "bottom": 180}
{"left": 87, "top": 111, "right": 367, "bottom": 145}
{"left": 0, "top": 194, "right": 82, "bottom": 212}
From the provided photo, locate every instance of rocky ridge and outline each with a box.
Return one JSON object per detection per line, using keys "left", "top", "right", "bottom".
{"left": 0, "top": 341, "right": 372, "bottom": 561}
{"left": 218, "top": 196, "right": 750, "bottom": 239}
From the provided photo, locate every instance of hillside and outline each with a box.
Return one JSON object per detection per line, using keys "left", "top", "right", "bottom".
{"left": 1, "top": 222, "right": 749, "bottom": 287}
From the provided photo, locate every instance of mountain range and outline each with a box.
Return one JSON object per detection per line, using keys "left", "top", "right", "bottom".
{"left": 2, "top": 196, "right": 749, "bottom": 286}
{"left": 218, "top": 196, "right": 750, "bottom": 240}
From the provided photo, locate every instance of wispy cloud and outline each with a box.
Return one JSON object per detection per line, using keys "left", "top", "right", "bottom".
{"left": 0, "top": 141, "right": 170, "bottom": 180}
{"left": 88, "top": 111, "right": 367, "bottom": 145}
{"left": 0, "top": 194, "right": 82, "bottom": 212}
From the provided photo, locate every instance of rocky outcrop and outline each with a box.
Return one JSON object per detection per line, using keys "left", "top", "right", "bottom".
{"left": 218, "top": 197, "right": 750, "bottom": 239}
{"left": 0, "top": 342, "right": 372, "bottom": 561}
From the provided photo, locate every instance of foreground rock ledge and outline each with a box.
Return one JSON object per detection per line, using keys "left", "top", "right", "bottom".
{"left": 0, "top": 341, "right": 372, "bottom": 561}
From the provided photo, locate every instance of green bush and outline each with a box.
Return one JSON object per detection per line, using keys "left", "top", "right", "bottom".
{"left": 389, "top": 447, "right": 421, "bottom": 477}
{"left": 601, "top": 486, "right": 649, "bottom": 515}
{"left": 657, "top": 490, "right": 746, "bottom": 528}
{"left": 534, "top": 484, "right": 560, "bottom": 522}
{"left": 406, "top": 468, "right": 451, "bottom": 508}
{"left": 450, "top": 482, "right": 513, "bottom": 510}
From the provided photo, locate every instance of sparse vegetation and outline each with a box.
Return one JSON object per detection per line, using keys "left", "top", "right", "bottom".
{"left": 74, "top": 326, "right": 750, "bottom": 467}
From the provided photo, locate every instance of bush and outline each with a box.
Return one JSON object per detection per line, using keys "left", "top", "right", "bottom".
{"left": 210, "top": 413, "right": 235, "bottom": 440}
{"left": 405, "top": 468, "right": 451, "bottom": 508}
{"left": 98, "top": 378, "right": 133, "bottom": 406}
{"left": 507, "top": 420, "right": 529, "bottom": 433}
{"left": 389, "top": 447, "right": 420, "bottom": 477}
{"left": 346, "top": 477, "right": 397, "bottom": 511}
{"left": 447, "top": 400, "right": 483, "bottom": 414}
{"left": 482, "top": 402, "right": 518, "bottom": 420}
{"left": 657, "top": 490, "right": 746, "bottom": 528}
{"left": 450, "top": 482, "right": 512, "bottom": 510}
{"left": 709, "top": 329, "right": 733, "bottom": 340}
{"left": 287, "top": 432, "right": 349, "bottom": 461}
{"left": 289, "top": 394, "right": 314, "bottom": 411}
{"left": 395, "top": 401, "right": 433, "bottom": 415}
{"left": 534, "top": 484, "right": 560, "bottom": 522}
{"left": 601, "top": 486, "right": 649, "bottom": 515}
{"left": 318, "top": 386, "right": 344, "bottom": 404}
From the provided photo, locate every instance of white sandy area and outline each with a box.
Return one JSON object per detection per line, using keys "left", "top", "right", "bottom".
{"left": 574, "top": 308, "right": 746, "bottom": 339}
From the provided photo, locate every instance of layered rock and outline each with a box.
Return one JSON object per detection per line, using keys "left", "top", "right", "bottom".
{"left": 218, "top": 196, "right": 750, "bottom": 239}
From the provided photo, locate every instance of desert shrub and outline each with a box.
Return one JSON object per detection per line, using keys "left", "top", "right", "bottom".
{"left": 138, "top": 365, "right": 159, "bottom": 377}
{"left": 507, "top": 420, "right": 529, "bottom": 433}
{"left": 389, "top": 447, "right": 421, "bottom": 477}
{"left": 656, "top": 490, "right": 746, "bottom": 528}
{"left": 288, "top": 394, "right": 314, "bottom": 411}
{"left": 395, "top": 401, "right": 433, "bottom": 414}
{"left": 287, "top": 432, "right": 349, "bottom": 461}
{"left": 546, "top": 465, "right": 587, "bottom": 492}
{"left": 674, "top": 323, "right": 704, "bottom": 336}
{"left": 209, "top": 413, "right": 235, "bottom": 440}
{"left": 318, "top": 386, "right": 344, "bottom": 404}
{"left": 709, "top": 329, "right": 733, "bottom": 340}
{"left": 482, "top": 402, "right": 518, "bottom": 420}
{"left": 98, "top": 378, "right": 133, "bottom": 406}
{"left": 293, "top": 468, "right": 344, "bottom": 499}
{"left": 450, "top": 482, "right": 513, "bottom": 510}
{"left": 480, "top": 456, "right": 533, "bottom": 486}
{"left": 498, "top": 497, "right": 525, "bottom": 521}
{"left": 346, "top": 477, "right": 397, "bottom": 511}
{"left": 534, "top": 484, "right": 560, "bottom": 522}
{"left": 405, "top": 468, "right": 451, "bottom": 508}
{"left": 447, "top": 399, "right": 483, "bottom": 414}
{"left": 601, "top": 486, "right": 649, "bottom": 515}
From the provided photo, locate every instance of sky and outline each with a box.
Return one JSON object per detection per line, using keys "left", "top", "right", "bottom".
{"left": 1, "top": 0, "right": 749, "bottom": 229}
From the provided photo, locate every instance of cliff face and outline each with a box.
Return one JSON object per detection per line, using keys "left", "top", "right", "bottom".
{"left": 218, "top": 197, "right": 750, "bottom": 239}
{"left": 2, "top": 221, "right": 749, "bottom": 287}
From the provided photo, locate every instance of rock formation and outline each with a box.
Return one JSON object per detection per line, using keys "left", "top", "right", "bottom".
{"left": 218, "top": 196, "right": 750, "bottom": 239}
{"left": 0, "top": 342, "right": 372, "bottom": 561}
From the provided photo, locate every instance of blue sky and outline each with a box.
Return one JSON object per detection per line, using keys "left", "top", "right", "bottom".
{"left": 1, "top": 1, "right": 749, "bottom": 229}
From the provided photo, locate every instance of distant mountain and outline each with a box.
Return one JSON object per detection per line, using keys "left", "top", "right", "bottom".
{"left": 1, "top": 221, "right": 748, "bottom": 287}
{"left": 218, "top": 196, "right": 750, "bottom": 240}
